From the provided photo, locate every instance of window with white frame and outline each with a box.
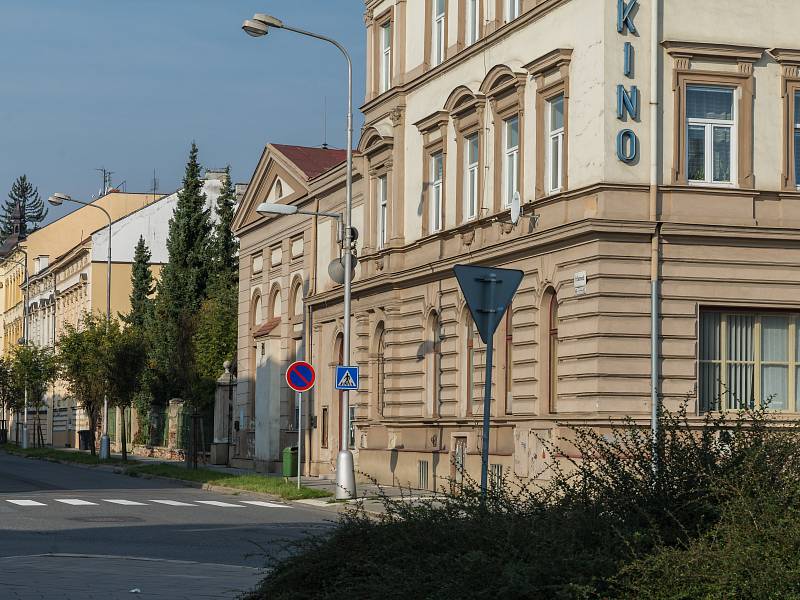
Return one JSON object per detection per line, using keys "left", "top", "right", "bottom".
{"left": 464, "top": 133, "right": 479, "bottom": 220}
{"left": 377, "top": 174, "right": 388, "bottom": 249}
{"left": 466, "top": 0, "right": 479, "bottom": 46}
{"left": 795, "top": 91, "right": 800, "bottom": 188}
{"left": 699, "top": 310, "right": 800, "bottom": 412}
{"left": 380, "top": 21, "right": 392, "bottom": 93}
{"left": 547, "top": 95, "right": 565, "bottom": 193}
{"left": 686, "top": 86, "right": 736, "bottom": 185}
{"left": 503, "top": 115, "right": 520, "bottom": 207}
{"left": 505, "top": 0, "right": 520, "bottom": 21}
{"left": 430, "top": 152, "right": 444, "bottom": 232}
{"left": 433, "top": 0, "right": 446, "bottom": 66}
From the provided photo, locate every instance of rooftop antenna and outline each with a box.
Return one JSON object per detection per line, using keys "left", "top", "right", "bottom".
{"left": 322, "top": 96, "right": 328, "bottom": 150}
{"left": 95, "top": 167, "right": 114, "bottom": 195}
{"left": 151, "top": 169, "right": 159, "bottom": 198}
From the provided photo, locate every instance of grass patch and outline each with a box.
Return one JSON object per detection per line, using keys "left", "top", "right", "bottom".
{"left": 0, "top": 443, "right": 133, "bottom": 466}
{"left": 124, "top": 464, "right": 332, "bottom": 501}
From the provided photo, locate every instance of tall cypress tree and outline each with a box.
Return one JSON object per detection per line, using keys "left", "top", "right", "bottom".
{"left": 2, "top": 175, "right": 47, "bottom": 239}
{"left": 151, "top": 142, "right": 213, "bottom": 403}
{"left": 209, "top": 167, "right": 238, "bottom": 288}
{"left": 124, "top": 236, "right": 154, "bottom": 329}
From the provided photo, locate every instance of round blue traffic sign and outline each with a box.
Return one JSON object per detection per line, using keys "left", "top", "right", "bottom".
{"left": 286, "top": 361, "right": 316, "bottom": 392}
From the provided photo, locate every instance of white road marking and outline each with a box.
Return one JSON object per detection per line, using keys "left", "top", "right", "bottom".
{"left": 149, "top": 500, "right": 197, "bottom": 506}
{"left": 102, "top": 499, "right": 148, "bottom": 506}
{"left": 6, "top": 500, "right": 46, "bottom": 506}
{"left": 195, "top": 500, "right": 244, "bottom": 508}
{"left": 240, "top": 501, "right": 287, "bottom": 508}
{"left": 55, "top": 499, "right": 98, "bottom": 506}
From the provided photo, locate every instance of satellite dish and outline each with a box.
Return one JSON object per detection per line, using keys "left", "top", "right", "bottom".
{"left": 328, "top": 253, "right": 359, "bottom": 284}
{"left": 510, "top": 192, "right": 521, "bottom": 225}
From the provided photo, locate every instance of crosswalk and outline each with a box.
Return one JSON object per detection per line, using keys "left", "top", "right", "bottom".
{"left": 4, "top": 498, "right": 290, "bottom": 509}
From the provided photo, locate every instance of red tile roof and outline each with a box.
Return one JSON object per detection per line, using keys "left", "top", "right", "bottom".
{"left": 253, "top": 317, "right": 281, "bottom": 338}
{"left": 272, "top": 144, "right": 347, "bottom": 180}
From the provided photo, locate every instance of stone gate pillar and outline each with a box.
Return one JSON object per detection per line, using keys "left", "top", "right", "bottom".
{"left": 210, "top": 361, "right": 236, "bottom": 465}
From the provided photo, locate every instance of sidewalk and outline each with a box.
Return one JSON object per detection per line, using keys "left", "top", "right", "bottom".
{"left": 54, "top": 446, "right": 435, "bottom": 514}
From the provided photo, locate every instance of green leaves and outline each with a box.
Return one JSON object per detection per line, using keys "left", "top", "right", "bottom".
{"left": 2, "top": 174, "right": 48, "bottom": 239}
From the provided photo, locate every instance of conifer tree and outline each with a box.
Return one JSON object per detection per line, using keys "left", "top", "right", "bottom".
{"left": 124, "top": 236, "right": 154, "bottom": 329}
{"left": 2, "top": 175, "right": 47, "bottom": 239}
{"left": 151, "top": 142, "right": 212, "bottom": 403}
{"left": 209, "top": 166, "right": 238, "bottom": 288}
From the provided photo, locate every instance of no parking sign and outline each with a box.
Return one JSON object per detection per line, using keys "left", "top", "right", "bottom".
{"left": 286, "top": 361, "right": 316, "bottom": 392}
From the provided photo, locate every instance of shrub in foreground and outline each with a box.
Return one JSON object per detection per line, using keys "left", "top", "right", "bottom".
{"left": 245, "top": 406, "right": 800, "bottom": 599}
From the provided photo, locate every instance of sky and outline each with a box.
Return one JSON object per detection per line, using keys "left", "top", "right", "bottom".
{"left": 0, "top": 1, "right": 366, "bottom": 224}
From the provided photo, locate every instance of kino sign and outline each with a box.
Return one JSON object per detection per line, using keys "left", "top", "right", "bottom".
{"left": 616, "top": 0, "right": 639, "bottom": 164}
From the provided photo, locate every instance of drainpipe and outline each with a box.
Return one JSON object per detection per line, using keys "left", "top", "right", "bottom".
{"left": 649, "top": 0, "right": 662, "bottom": 478}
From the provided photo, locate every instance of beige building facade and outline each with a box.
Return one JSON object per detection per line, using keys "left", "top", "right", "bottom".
{"left": 234, "top": 0, "right": 800, "bottom": 488}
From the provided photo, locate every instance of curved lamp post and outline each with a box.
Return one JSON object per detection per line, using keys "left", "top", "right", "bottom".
{"left": 243, "top": 14, "right": 357, "bottom": 499}
{"left": 49, "top": 193, "right": 113, "bottom": 459}
{"left": 1, "top": 253, "right": 29, "bottom": 447}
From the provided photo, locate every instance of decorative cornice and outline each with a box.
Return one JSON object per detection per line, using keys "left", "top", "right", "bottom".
{"left": 662, "top": 41, "right": 765, "bottom": 63}
{"left": 524, "top": 48, "right": 573, "bottom": 78}
{"left": 413, "top": 110, "right": 449, "bottom": 134}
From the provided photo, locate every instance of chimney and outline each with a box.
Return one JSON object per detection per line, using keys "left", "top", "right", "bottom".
{"left": 235, "top": 183, "right": 249, "bottom": 202}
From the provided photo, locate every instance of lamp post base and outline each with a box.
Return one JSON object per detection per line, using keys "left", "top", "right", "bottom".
{"left": 335, "top": 450, "right": 356, "bottom": 500}
{"left": 99, "top": 434, "right": 110, "bottom": 460}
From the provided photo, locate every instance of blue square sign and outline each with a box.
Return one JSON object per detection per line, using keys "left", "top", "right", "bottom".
{"left": 335, "top": 366, "right": 359, "bottom": 390}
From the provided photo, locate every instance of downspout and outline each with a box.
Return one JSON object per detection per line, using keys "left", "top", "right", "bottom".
{"left": 649, "top": 0, "right": 662, "bottom": 477}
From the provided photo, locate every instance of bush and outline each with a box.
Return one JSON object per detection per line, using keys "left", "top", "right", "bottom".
{"left": 243, "top": 405, "right": 800, "bottom": 600}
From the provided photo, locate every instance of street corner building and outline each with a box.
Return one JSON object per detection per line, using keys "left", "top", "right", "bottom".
{"left": 231, "top": 0, "right": 800, "bottom": 489}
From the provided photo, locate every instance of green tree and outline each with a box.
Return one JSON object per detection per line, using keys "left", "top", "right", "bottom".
{"left": 2, "top": 175, "right": 47, "bottom": 239}
{"left": 194, "top": 166, "right": 239, "bottom": 384}
{"left": 150, "top": 142, "right": 212, "bottom": 405}
{"left": 124, "top": 236, "right": 154, "bottom": 329}
{"left": 10, "top": 344, "right": 58, "bottom": 447}
{"left": 0, "top": 357, "right": 19, "bottom": 438}
{"left": 105, "top": 321, "right": 147, "bottom": 462}
{"left": 58, "top": 314, "right": 110, "bottom": 455}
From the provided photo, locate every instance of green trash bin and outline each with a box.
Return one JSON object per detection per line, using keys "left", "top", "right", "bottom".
{"left": 282, "top": 446, "right": 298, "bottom": 478}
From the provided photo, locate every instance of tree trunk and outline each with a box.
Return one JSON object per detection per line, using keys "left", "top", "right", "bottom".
{"left": 88, "top": 411, "right": 97, "bottom": 456}
{"left": 120, "top": 406, "right": 128, "bottom": 462}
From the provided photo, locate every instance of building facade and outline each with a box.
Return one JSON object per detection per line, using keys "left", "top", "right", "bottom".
{"left": 234, "top": 0, "right": 800, "bottom": 488}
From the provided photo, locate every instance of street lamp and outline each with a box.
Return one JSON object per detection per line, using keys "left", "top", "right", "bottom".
{"left": 48, "top": 193, "right": 113, "bottom": 459}
{"left": 245, "top": 14, "right": 357, "bottom": 499}
{"left": 1, "top": 253, "right": 29, "bottom": 448}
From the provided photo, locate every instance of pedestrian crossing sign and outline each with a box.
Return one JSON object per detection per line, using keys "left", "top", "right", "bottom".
{"left": 335, "top": 366, "right": 359, "bottom": 390}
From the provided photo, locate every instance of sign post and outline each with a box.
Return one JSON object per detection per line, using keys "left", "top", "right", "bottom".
{"left": 453, "top": 264, "right": 523, "bottom": 500}
{"left": 286, "top": 361, "right": 316, "bottom": 489}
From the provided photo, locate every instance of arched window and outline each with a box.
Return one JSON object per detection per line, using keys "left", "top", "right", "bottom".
{"left": 269, "top": 286, "right": 282, "bottom": 320}
{"left": 275, "top": 179, "right": 283, "bottom": 199}
{"left": 461, "top": 310, "right": 476, "bottom": 417}
{"left": 504, "top": 306, "right": 513, "bottom": 414}
{"left": 425, "top": 312, "right": 442, "bottom": 417}
{"left": 376, "top": 323, "right": 386, "bottom": 416}
{"left": 541, "top": 289, "right": 559, "bottom": 413}
{"left": 252, "top": 294, "right": 263, "bottom": 327}
{"left": 290, "top": 281, "right": 304, "bottom": 321}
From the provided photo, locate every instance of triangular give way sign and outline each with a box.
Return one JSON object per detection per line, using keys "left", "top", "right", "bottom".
{"left": 453, "top": 264, "right": 524, "bottom": 345}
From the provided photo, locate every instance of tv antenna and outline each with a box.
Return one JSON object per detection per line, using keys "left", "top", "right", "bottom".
{"left": 95, "top": 167, "right": 114, "bottom": 195}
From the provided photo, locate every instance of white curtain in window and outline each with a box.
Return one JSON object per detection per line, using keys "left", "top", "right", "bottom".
{"left": 727, "top": 314, "right": 754, "bottom": 408}
{"left": 761, "top": 316, "right": 789, "bottom": 409}
{"left": 699, "top": 312, "right": 721, "bottom": 411}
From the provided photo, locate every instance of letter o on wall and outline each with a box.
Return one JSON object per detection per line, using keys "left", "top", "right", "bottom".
{"left": 616, "top": 129, "right": 638, "bottom": 163}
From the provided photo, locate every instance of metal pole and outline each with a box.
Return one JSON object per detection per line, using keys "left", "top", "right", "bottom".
{"left": 480, "top": 341, "right": 494, "bottom": 499}
{"left": 279, "top": 23, "right": 356, "bottom": 500}
{"left": 21, "top": 256, "right": 29, "bottom": 450}
{"left": 297, "top": 391, "right": 302, "bottom": 489}
{"left": 99, "top": 208, "right": 112, "bottom": 459}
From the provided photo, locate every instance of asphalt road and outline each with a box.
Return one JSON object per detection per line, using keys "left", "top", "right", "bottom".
{"left": 0, "top": 452, "right": 335, "bottom": 599}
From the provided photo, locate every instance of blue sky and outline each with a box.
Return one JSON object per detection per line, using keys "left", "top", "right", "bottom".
{"left": 0, "top": 1, "right": 365, "bottom": 223}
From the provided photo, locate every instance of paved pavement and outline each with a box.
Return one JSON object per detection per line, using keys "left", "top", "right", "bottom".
{"left": 0, "top": 451, "right": 334, "bottom": 599}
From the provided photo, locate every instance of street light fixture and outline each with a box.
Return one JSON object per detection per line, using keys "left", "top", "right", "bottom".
{"left": 244, "top": 13, "right": 357, "bottom": 500}
{"left": 48, "top": 193, "right": 113, "bottom": 460}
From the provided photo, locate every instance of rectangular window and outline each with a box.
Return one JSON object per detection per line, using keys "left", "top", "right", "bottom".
{"left": 505, "top": 0, "right": 520, "bottom": 21}
{"left": 699, "top": 310, "right": 800, "bottom": 412}
{"left": 464, "top": 133, "right": 479, "bottom": 220}
{"left": 686, "top": 86, "right": 736, "bottom": 185}
{"left": 380, "top": 21, "right": 392, "bottom": 93}
{"left": 349, "top": 405, "right": 357, "bottom": 448}
{"left": 430, "top": 152, "right": 444, "bottom": 232}
{"left": 321, "top": 407, "right": 329, "bottom": 448}
{"left": 795, "top": 91, "right": 800, "bottom": 188}
{"left": 377, "top": 175, "right": 388, "bottom": 249}
{"left": 503, "top": 116, "right": 520, "bottom": 207}
{"left": 466, "top": 0, "right": 479, "bottom": 46}
{"left": 547, "top": 95, "right": 565, "bottom": 193}
{"left": 433, "top": 0, "right": 446, "bottom": 66}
